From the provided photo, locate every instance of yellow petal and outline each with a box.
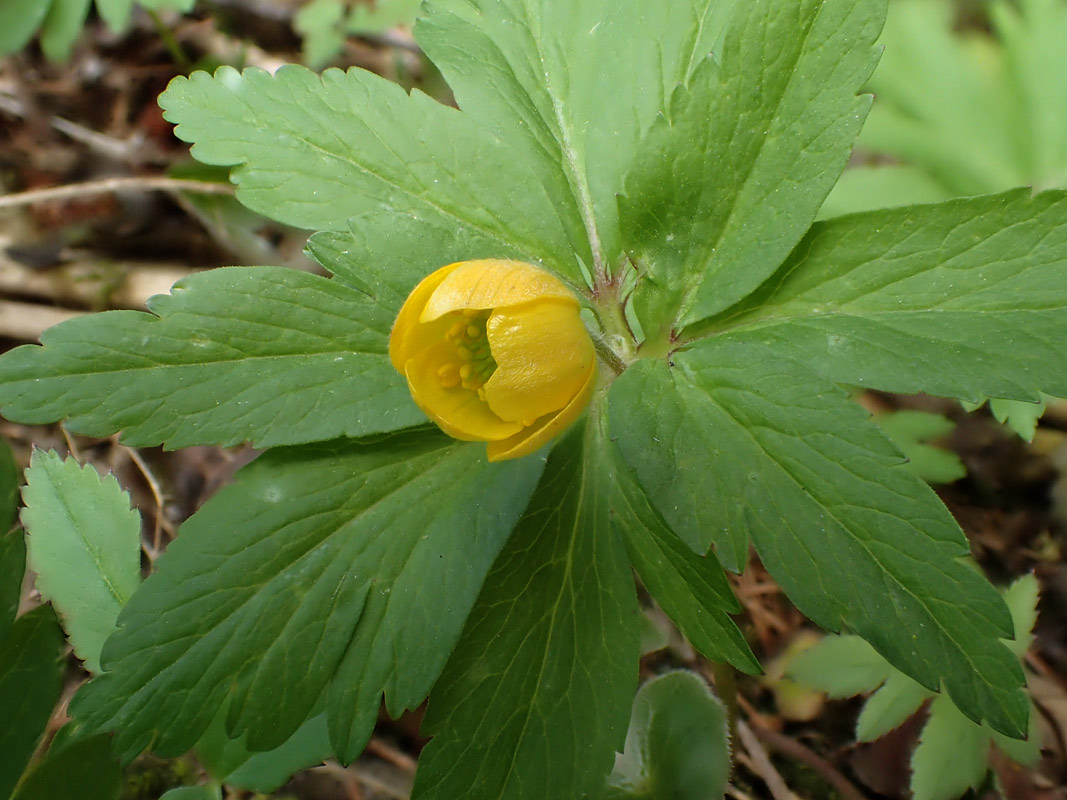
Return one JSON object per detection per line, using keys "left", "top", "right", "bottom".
{"left": 482, "top": 299, "right": 595, "bottom": 423}
{"left": 389, "top": 262, "right": 462, "bottom": 371}
{"left": 486, "top": 362, "right": 596, "bottom": 462}
{"left": 421, "top": 260, "right": 578, "bottom": 322}
{"left": 405, "top": 340, "right": 524, "bottom": 441}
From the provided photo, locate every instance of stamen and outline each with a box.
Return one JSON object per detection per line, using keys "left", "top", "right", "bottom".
{"left": 437, "top": 362, "right": 461, "bottom": 389}
{"left": 440, "top": 309, "right": 498, "bottom": 398}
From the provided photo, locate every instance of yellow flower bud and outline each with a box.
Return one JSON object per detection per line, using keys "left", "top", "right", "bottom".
{"left": 389, "top": 259, "right": 596, "bottom": 461}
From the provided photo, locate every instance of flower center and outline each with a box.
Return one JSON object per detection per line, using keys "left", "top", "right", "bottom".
{"left": 436, "top": 309, "right": 498, "bottom": 398}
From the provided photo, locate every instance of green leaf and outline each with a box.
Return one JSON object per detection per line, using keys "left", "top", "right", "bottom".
{"left": 21, "top": 451, "right": 141, "bottom": 674}
{"left": 413, "top": 420, "right": 640, "bottom": 800}
{"left": 417, "top": 0, "right": 737, "bottom": 280}
{"left": 0, "top": 605, "right": 65, "bottom": 799}
{"left": 606, "top": 439, "right": 759, "bottom": 673}
{"left": 158, "top": 65, "right": 583, "bottom": 285}
{"left": 711, "top": 190, "right": 1067, "bottom": 403}
{"left": 861, "top": 0, "right": 1022, "bottom": 196}
{"left": 0, "top": 0, "right": 52, "bottom": 56}
{"left": 94, "top": 0, "right": 134, "bottom": 32}
{"left": 873, "top": 410, "right": 966, "bottom": 484}
{"left": 989, "top": 396, "right": 1048, "bottom": 442}
{"left": 294, "top": 0, "right": 345, "bottom": 69}
{"left": 196, "top": 705, "right": 331, "bottom": 792}
{"left": 610, "top": 342, "right": 1028, "bottom": 738}
{"left": 856, "top": 671, "right": 931, "bottom": 742}
{"left": 0, "top": 437, "right": 19, "bottom": 534}
{"left": 818, "top": 164, "right": 952, "bottom": 220}
{"left": 1002, "top": 574, "right": 1039, "bottom": 659}
{"left": 910, "top": 693, "right": 991, "bottom": 800}
{"left": 605, "top": 671, "right": 731, "bottom": 800}
{"left": 10, "top": 732, "right": 122, "bottom": 800}
{"left": 0, "top": 529, "right": 25, "bottom": 643}
{"left": 39, "top": 0, "right": 91, "bottom": 61}
{"left": 0, "top": 266, "right": 424, "bottom": 449}
{"left": 788, "top": 635, "right": 893, "bottom": 699}
{"left": 621, "top": 0, "right": 883, "bottom": 338}
{"left": 71, "top": 431, "right": 544, "bottom": 763}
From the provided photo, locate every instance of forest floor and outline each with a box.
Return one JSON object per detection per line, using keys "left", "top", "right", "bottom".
{"left": 0, "top": 4, "right": 1065, "bottom": 799}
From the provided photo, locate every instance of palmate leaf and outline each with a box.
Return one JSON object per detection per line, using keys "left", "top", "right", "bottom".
{"left": 609, "top": 341, "right": 1028, "bottom": 737}
{"left": 71, "top": 431, "right": 544, "bottom": 762}
{"left": 417, "top": 0, "right": 737, "bottom": 279}
{"left": 413, "top": 422, "right": 640, "bottom": 800}
{"left": 158, "top": 64, "right": 585, "bottom": 286}
{"left": 621, "top": 0, "right": 883, "bottom": 339}
{"left": 0, "top": 266, "right": 423, "bottom": 449}
{"left": 707, "top": 190, "right": 1067, "bottom": 403}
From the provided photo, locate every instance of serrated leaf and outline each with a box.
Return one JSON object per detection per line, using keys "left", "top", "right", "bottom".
{"left": 711, "top": 190, "right": 1067, "bottom": 404}
{"left": 196, "top": 704, "right": 331, "bottom": 792}
{"left": 874, "top": 410, "right": 966, "bottom": 484}
{"left": 610, "top": 342, "right": 1028, "bottom": 738}
{"left": 158, "top": 65, "right": 584, "bottom": 285}
{"left": 0, "top": 0, "right": 53, "bottom": 56}
{"left": 40, "top": 0, "right": 91, "bottom": 61}
{"left": 71, "top": 430, "right": 544, "bottom": 763}
{"left": 10, "top": 732, "right": 122, "bottom": 800}
{"left": 21, "top": 451, "right": 141, "bottom": 674}
{"left": 1003, "top": 574, "right": 1039, "bottom": 659}
{"left": 855, "top": 671, "right": 932, "bottom": 742}
{"left": 621, "top": 0, "right": 883, "bottom": 338}
{"left": 0, "top": 604, "right": 65, "bottom": 799}
{"left": 788, "top": 635, "right": 893, "bottom": 699}
{"left": 910, "top": 693, "right": 991, "bottom": 800}
{"left": 605, "top": 671, "right": 731, "bottom": 800}
{"left": 412, "top": 421, "right": 640, "bottom": 800}
{"left": 605, "top": 437, "right": 758, "bottom": 673}
{"left": 989, "top": 396, "right": 1048, "bottom": 441}
{"left": 418, "top": 0, "right": 736, "bottom": 281}
{"left": 0, "top": 266, "right": 424, "bottom": 449}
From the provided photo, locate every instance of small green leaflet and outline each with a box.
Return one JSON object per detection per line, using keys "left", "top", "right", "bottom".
{"left": 195, "top": 704, "right": 332, "bottom": 793}
{"left": 0, "top": 267, "right": 423, "bottom": 449}
{"left": 71, "top": 431, "right": 544, "bottom": 762}
{"left": 21, "top": 451, "right": 142, "bottom": 674}
{"left": 873, "top": 410, "right": 965, "bottom": 484}
{"left": 790, "top": 576, "right": 1042, "bottom": 800}
{"left": 707, "top": 190, "right": 1067, "bottom": 404}
{"left": 158, "top": 65, "right": 584, "bottom": 286}
{"left": 413, "top": 421, "right": 639, "bottom": 800}
{"left": 604, "top": 671, "right": 732, "bottom": 800}
{"left": 610, "top": 340, "right": 1028, "bottom": 737}
{"left": 622, "top": 0, "right": 883, "bottom": 337}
